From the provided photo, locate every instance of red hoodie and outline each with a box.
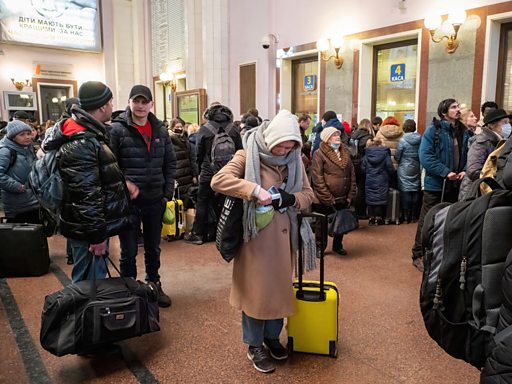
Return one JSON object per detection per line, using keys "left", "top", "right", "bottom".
{"left": 62, "top": 118, "right": 86, "bottom": 136}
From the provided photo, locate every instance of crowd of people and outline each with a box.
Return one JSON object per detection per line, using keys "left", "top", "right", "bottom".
{"left": 1, "top": 86, "right": 509, "bottom": 373}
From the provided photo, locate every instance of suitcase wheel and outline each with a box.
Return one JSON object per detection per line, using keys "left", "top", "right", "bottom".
{"left": 329, "top": 340, "right": 338, "bottom": 358}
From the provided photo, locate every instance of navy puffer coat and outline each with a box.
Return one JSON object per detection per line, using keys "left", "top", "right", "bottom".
{"left": 362, "top": 146, "right": 395, "bottom": 205}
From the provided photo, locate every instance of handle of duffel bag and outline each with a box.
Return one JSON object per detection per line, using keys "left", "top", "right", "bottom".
{"left": 465, "top": 177, "right": 503, "bottom": 200}
{"left": 87, "top": 253, "right": 137, "bottom": 299}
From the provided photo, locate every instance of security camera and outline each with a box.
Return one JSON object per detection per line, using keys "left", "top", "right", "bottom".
{"left": 261, "top": 34, "right": 278, "bottom": 49}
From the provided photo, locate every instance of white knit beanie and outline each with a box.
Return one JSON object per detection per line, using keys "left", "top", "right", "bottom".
{"left": 263, "top": 109, "right": 302, "bottom": 150}
{"left": 320, "top": 127, "right": 340, "bottom": 143}
{"left": 6, "top": 120, "right": 32, "bottom": 139}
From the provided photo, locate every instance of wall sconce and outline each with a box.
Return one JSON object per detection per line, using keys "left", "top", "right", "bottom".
{"left": 316, "top": 37, "right": 344, "bottom": 69}
{"left": 159, "top": 72, "right": 176, "bottom": 91}
{"left": 11, "top": 78, "right": 31, "bottom": 91}
{"left": 424, "top": 9, "right": 466, "bottom": 53}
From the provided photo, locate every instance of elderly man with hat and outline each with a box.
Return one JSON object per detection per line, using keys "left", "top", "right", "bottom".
{"left": 44, "top": 81, "right": 135, "bottom": 285}
{"left": 110, "top": 85, "right": 176, "bottom": 308}
{"left": 459, "top": 108, "right": 512, "bottom": 199}
{"left": 0, "top": 120, "right": 39, "bottom": 223}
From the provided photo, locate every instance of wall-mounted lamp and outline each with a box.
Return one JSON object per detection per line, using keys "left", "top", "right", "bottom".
{"left": 316, "top": 37, "right": 360, "bottom": 69}
{"left": 159, "top": 72, "right": 176, "bottom": 91}
{"left": 317, "top": 37, "right": 344, "bottom": 69}
{"left": 11, "top": 78, "right": 31, "bottom": 91}
{"left": 424, "top": 9, "right": 466, "bottom": 53}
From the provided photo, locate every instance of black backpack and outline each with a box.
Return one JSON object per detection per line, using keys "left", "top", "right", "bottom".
{"left": 205, "top": 122, "right": 236, "bottom": 174}
{"left": 420, "top": 178, "right": 512, "bottom": 368}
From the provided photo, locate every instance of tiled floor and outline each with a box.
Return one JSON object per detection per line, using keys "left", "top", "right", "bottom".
{"left": 0, "top": 221, "right": 480, "bottom": 384}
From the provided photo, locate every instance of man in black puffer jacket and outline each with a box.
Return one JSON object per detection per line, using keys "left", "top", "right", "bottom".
{"left": 47, "top": 81, "right": 135, "bottom": 284}
{"left": 110, "top": 85, "right": 176, "bottom": 308}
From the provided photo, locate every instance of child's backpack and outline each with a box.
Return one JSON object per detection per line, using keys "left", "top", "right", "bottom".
{"left": 420, "top": 177, "right": 512, "bottom": 368}
{"left": 205, "top": 123, "right": 236, "bottom": 174}
{"left": 28, "top": 148, "right": 63, "bottom": 236}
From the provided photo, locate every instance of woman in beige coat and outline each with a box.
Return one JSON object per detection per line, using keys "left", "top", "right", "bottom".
{"left": 211, "top": 109, "right": 314, "bottom": 374}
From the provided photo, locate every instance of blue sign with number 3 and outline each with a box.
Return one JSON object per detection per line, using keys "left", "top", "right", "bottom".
{"left": 390, "top": 64, "right": 405, "bottom": 82}
{"left": 304, "top": 75, "right": 316, "bottom": 91}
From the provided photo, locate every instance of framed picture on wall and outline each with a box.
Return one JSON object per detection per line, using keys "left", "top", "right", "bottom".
{"left": 3, "top": 91, "right": 37, "bottom": 110}
{"left": 173, "top": 88, "right": 207, "bottom": 124}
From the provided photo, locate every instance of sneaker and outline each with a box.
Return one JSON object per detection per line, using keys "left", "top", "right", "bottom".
{"left": 332, "top": 248, "right": 347, "bottom": 256}
{"left": 184, "top": 232, "right": 203, "bottom": 245}
{"left": 263, "top": 338, "right": 288, "bottom": 360}
{"left": 368, "top": 218, "right": 376, "bottom": 226}
{"left": 156, "top": 281, "right": 172, "bottom": 308}
{"left": 376, "top": 218, "right": 385, "bottom": 226}
{"left": 247, "top": 346, "right": 275, "bottom": 373}
{"left": 412, "top": 258, "right": 424, "bottom": 272}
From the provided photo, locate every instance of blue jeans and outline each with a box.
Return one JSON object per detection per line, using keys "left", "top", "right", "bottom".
{"left": 242, "top": 312, "right": 283, "bottom": 346}
{"left": 119, "top": 199, "right": 165, "bottom": 283}
{"left": 69, "top": 238, "right": 109, "bottom": 283}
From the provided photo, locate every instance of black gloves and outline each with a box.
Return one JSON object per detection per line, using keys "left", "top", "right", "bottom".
{"left": 272, "top": 188, "right": 296, "bottom": 209}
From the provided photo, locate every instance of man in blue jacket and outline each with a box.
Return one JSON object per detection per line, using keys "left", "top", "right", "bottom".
{"left": 411, "top": 98, "right": 469, "bottom": 271}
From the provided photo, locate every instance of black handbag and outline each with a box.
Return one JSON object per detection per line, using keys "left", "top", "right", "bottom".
{"left": 216, "top": 196, "right": 244, "bottom": 262}
{"left": 327, "top": 208, "right": 359, "bottom": 235}
{"left": 40, "top": 257, "right": 160, "bottom": 356}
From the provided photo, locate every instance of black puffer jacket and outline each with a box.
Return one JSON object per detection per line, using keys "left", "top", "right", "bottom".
{"left": 110, "top": 108, "right": 176, "bottom": 203}
{"left": 49, "top": 106, "right": 132, "bottom": 244}
{"left": 170, "top": 132, "right": 197, "bottom": 200}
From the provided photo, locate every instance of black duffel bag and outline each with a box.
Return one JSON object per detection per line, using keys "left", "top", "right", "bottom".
{"left": 40, "top": 258, "right": 160, "bottom": 356}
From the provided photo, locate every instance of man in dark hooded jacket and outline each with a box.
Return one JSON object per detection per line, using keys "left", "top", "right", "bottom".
{"left": 312, "top": 110, "right": 345, "bottom": 154}
{"left": 184, "top": 104, "right": 242, "bottom": 245}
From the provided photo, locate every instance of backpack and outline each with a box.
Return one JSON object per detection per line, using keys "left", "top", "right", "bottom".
{"left": 420, "top": 177, "right": 512, "bottom": 368}
{"left": 1, "top": 147, "right": 17, "bottom": 174}
{"left": 205, "top": 122, "right": 236, "bottom": 174}
{"left": 28, "top": 148, "right": 63, "bottom": 236}
{"left": 480, "top": 139, "right": 507, "bottom": 195}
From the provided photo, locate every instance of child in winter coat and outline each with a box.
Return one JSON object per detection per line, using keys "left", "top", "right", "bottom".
{"left": 361, "top": 138, "right": 395, "bottom": 225}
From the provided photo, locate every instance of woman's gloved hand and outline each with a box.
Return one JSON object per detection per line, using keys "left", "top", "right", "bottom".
{"left": 272, "top": 188, "right": 296, "bottom": 209}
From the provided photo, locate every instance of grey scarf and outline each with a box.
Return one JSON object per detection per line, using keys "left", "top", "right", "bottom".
{"left": 242, "top": 123, "right": 316, "bottom": 273}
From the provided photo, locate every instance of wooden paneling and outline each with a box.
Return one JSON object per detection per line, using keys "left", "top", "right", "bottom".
{"left": 239, "top": 63, "right": 256, "bottom": 114}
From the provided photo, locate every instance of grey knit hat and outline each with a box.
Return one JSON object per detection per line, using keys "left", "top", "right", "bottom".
{"left": 78, "top": 81, "right": 113, "bottom": 111}
{"left": 6, "top": 120, "right": 32, "bottom": 139}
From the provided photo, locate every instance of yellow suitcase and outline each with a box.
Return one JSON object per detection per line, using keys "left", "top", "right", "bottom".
{"left": 161, "top": 199, "right": 186, "bottom": 241}
{"left": 287, "top": 212, "right": 339, "bottom": 357}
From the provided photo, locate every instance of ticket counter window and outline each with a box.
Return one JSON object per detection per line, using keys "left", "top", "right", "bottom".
{"left": 373, "top": 40, "right": 417, "bottom": 123}
{"left": 292, "top": 57, "right": 318, "bottom": 133}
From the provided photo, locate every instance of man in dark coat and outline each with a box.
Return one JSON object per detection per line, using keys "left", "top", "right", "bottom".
{"left": 184, "top": 104, "right": 242, "bottom": 245}
{"left": 46, "top": 81, "right": 135, "bottom": 284}
{"left": 110, "top": 85, "right": 176, "bottom": 308}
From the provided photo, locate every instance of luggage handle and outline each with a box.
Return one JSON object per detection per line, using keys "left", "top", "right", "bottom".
{"left": 87, "top": 254, "right": 137, "bottom": 300}
{"left": 297, "top": 212, "right": 327, "bottom": 301}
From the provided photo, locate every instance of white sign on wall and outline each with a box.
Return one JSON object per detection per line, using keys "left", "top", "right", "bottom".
{"left": 0, "top": 0, "right": 101, "bottom": 52}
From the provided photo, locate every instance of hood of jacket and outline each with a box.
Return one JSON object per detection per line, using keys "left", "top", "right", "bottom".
{"left": 324, "top": 118, "right": 343, "bottom": 130}
{"left": 379, "top": 124, "right": 403, "bottom": 140}
{"left": 365, "top": 146, "right": 390, "bottom": 165}
{"left": 403, "top": 131, "right": 421, "bottom": 146}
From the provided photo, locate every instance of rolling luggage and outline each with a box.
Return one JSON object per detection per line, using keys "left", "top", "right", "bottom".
{"left": 40, "top": 257, "right": 160, "bottom": 356}
{"left": 386, "top": 187, "right": 400, "bottom": 225}
{"left": 0, "top": 220, "right": 50, "bottom": 277}
{"left": 162, "top": 198, "right": 186, "bottom": 241}
{"left": 287, "top": 212, "right": 339, "bottom": 357}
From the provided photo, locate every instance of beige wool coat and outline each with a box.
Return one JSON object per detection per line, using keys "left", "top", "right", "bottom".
{"left": 210, "top": 150, "right": 314, "bottom": 320}
{"left": 375, "top": 124, "right": 404, "bottom": 169}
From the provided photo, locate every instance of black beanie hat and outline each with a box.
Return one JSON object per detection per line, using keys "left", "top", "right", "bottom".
{"left": 78, "top": 81, "right": 113, "bottom": 111}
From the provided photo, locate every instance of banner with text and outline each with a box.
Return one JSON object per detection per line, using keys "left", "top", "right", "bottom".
{"left": 0, "top": 0, "right": 101, "bottom": 51}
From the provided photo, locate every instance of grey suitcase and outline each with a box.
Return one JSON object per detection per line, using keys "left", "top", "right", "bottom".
{"left": 386, "top": 188, "right": 400, "bottom": 225}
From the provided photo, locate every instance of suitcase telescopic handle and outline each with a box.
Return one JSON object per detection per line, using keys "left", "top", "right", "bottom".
{"left": 297, "top": 212, "right": 327, "bottom": 301}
